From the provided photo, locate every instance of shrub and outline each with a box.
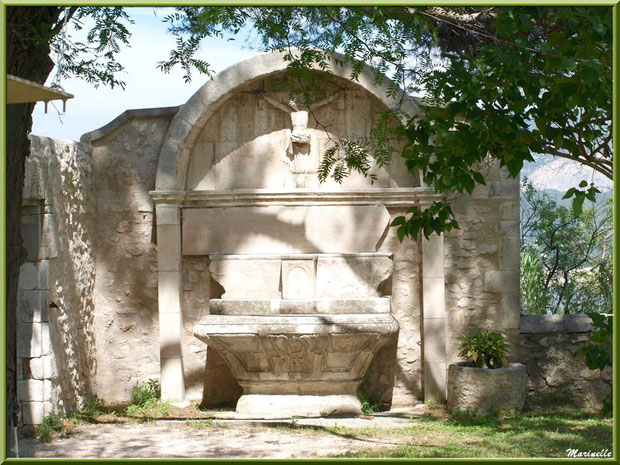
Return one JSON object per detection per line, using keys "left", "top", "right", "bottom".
{"left": 458, "top": 330, "right": 508, "bottom": 369}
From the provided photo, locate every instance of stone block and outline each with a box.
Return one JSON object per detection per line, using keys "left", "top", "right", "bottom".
{"left": 520, "top": 315, "right": 564, "bottom": 333}
{"left": 17, "top": 323, "right": 41, "bottom": 358}
{"left": 41, "top": 322, "right": 53, "bottom": 356}
{"left": 316, "top": 255, "right": 392, "bottom": 298}
{"left": 282, "top": 259, "right": 316, "bottom": 299}
{"left": 155, "top": 205, "right": 180, "bottom": 225}
{"left": 501, "top": 294, "right": 521, "bottom": 330}
{"left": 484, "top": 271, "right": 519, "bottom": 293}
{"left": 160, "top": 357, "right": 185, "bottom": 401}
{"left": 156, "top": 224, "right": 182, "bottom": 271}
{"left": 29, "top": 357, "right": 44, "bottom": 380}
{"left": 489, "top": 181, "right": 519, "bottom": 198}
{"left": 564, "top": 314, "right": 593, "bottom": 333}
{"left": 17, "top": 379, "right": 44, "bottom": 402}
{"left": 20, "top": 213, "right": 42, "bottom": 261}
{"left": 210, "top": 257, "right": 281, "bottom": 299}
{"left": 182, "top": 205, "right": 390, "bottom": 255}
{"left": 422, "top": 234, "right": 444, "bottom": 278}
{"left": 21, "top": 402, "right": 44, "bottom": 425}
{"left": 18, "top": 262, "right": 38, "bottom": 291}
{"left": 424, "top": 361, "right": 447, "bottom": 403}
{"left": 37, "top": 260, "right": 49, "bottom": 290}
{"left": 43, "top": 380, "right": 53, "bottom": 400}
{"left": 159, "top": 312, "right": 184, "bottom": 358}
{"left": 42, "top": 355, "right": 57, "bottom": 379}
{"left": 499, "top": 241, "right": 520, "bottom": 270}
{"left": 18, "top": 290, "right": 46, "bottom": 323}
{"left": 158, "top": 270, "right": 182, "bottom": 313}
{"left": 500, "top": 201, "right": 520, "bottom": 220}
{"left": 423, "top": 318, "right": 446, "bottom": 362}
{"left": 423, "top": 277, "right": 445, "bottom": 319}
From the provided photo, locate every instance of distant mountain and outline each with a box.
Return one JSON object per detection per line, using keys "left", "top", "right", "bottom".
{"left": 521, "top": 154, "right": 613, "bottom": 210}
{"left": 522, "top": 154, "right": 613, "bottom": 194}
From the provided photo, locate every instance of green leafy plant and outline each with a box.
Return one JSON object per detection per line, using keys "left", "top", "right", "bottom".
{"left": 36, "top": 412, "right": 65, "bottom": 443}
{"left": 357, "top": 383, "right": 379, "bottom": 415}
{"left": 83, "top": 394, "right": 103, "bottom": 417}
{"left": 458, "top": 330, "right": 508, "bottom": 369}
{"left": 158, "top": 402, "right": 171, "bottom": 417}
{"left": 131, "top": 378, "right": 160, "bottom": 408}
{"left": 521, "top": 180, "right": 613, "bottom": 315}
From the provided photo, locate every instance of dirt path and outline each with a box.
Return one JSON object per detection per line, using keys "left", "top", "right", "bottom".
{"left": 18, "top": 416, "right": 414, "bottom": 459}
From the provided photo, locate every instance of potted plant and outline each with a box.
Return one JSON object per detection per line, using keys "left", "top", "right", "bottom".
{"left": 447, "top": 330, "right": 526, "bottom": 414}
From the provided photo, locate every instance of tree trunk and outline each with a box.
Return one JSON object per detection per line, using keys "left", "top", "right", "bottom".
{"left": 6, "top": 6, "right": 62, "bottom": 456}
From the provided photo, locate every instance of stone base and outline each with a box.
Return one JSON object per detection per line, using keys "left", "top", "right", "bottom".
{"left": 235, "top": 394, "right": 362, "bottom": 418}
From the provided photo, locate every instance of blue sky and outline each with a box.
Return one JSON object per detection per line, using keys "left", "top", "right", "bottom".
{"left": 31, "top": 7, "right": 258, "bottom": 141}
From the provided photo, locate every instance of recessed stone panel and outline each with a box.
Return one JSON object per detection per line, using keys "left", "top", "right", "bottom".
{"left": 281, "top": 259, "right": 316, "bottom": 299}
{"left": 182, "top": 205, "right": 390, "bottom": 255}
{"left": 315, "top": 255, "right": 392, "bottom": 298}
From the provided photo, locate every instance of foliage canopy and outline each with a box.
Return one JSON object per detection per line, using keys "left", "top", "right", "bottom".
{"left": 160, "top": 6, "right": 613, "bottom": 238}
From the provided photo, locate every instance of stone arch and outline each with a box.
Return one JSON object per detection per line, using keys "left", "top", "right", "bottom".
{"left": 154, "top": 48, "right": 423, "bottom": 192}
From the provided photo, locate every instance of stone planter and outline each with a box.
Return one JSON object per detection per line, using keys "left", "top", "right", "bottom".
{"left": 447, "top": 362, "right": 526, "bottom": 413}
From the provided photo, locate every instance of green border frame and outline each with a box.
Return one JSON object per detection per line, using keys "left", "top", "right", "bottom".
{"left": 0, "top": 1, "right": 618, "bottom": 463}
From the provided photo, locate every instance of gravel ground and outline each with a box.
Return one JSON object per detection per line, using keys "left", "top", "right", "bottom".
{"left": 18, "top": 410, "right": 420, "bottom": 459}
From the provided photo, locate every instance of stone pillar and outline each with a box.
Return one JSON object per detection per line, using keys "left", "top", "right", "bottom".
{"left": 17, "top": 200, "right": 54, "bottom": 425}
{"left": 155, "top": 199, "right": 185, "bottom": 401}
{"left": 422, "top": 233, "right": 447, "bottom": 402}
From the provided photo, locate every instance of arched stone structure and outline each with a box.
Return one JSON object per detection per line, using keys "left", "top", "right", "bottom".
{"left": 150, "top": 49, "right": 446, "bottom": 406}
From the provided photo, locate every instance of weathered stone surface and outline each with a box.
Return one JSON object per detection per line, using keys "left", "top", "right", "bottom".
{"left": 519, "top": 315, "right": 611, "bottom": 410}
{"left": 182, "top": 205, "right": 391, "bottom": 255}
{"left": 282, "top": 259, "right": 316, "bottom": 299}
{"left": 563, "top": 314, "right": 593, "bottom": 333}
{"left": 316, "top": 255, "right": 393, "bottom": 298}
{"left": 209, "top": 257, "right": 281, "bottom": 299}
{"left": 520, "top": 314, "right": 565, "bottom": 333}
{"left": 236, "top": 394, "right": 361, "bottom": 418}
{"left": 484, "top": 271, "right": 519, "bottom": 293}
{"left": 17, "top": 290, "right": 46, "bottom": 323}
{"left": 447, "top": 363, "right": 526, "bottom": 413}
{"left": 17, "top": 379, "right": 45, "bottom": 403}
{"left": 194, "top": 313, "right": 398, "bottom": 416}
{"left": 209, "top": 298, "right": 391, "bottom": 315}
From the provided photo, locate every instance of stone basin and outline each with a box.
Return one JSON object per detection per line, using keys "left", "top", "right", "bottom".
{"left": 193, "top": 312, "right": 399, "bottom": 417}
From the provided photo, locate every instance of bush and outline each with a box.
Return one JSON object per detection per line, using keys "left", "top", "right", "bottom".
{"left": 458, "top": 330, "right": 508, "bottom": 369}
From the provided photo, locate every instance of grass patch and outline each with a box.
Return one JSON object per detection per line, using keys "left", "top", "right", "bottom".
{"left": 186, "top": 419, "right": 214, "bottom": 430}
{"left": 333, "top": 406, "right": 613, "bottom": 458}
{"left": 35, "top": 413, "right": 65, "bottom": 443}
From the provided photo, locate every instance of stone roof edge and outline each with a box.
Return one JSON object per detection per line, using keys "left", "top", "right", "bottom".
{"left": 80, "top": 106, "right": 181, "bottom": 144}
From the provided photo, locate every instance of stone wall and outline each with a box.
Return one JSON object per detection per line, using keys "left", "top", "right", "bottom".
{"left": 84, "top": 108, "right": 212, "bottom": 403}
{"left": 520, "top": 314, "right": 612, "bottom": 409}
{"left": 444, "top": 161, "right": 521, "bottom": 364}
{"left": 18, "top": 136, "right": 97, "bottom": 425}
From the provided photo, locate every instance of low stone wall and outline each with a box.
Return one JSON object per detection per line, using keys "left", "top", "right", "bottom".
{"left": 519, "top": 314, "right": 612, "bottom": 409}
